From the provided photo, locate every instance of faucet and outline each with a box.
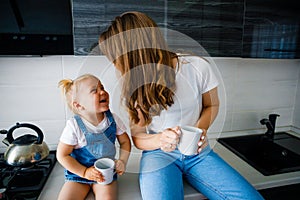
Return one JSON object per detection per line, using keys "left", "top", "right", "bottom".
{"left": 260, "top": 114, "right": 280, "bottom": 140}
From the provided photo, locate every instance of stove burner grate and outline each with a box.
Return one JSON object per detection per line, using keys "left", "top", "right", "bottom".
{"left": 0, "top": 151, "right": 56, "bottom": 200}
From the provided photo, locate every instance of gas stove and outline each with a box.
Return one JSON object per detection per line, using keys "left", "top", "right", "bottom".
{"left": 0, "top": 151, "right": 56, "bottom": 200}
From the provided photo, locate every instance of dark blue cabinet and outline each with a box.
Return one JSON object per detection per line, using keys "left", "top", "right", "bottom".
{"left": 73, "top": 0, "right": 300, "bottom": 58}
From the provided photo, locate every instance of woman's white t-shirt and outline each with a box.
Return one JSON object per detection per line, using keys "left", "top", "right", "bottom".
{"left": 147, "top": 56, "right": 219, "bottom": 133}
{"left": 60, "top": 113, "right": 126, "bottom": 149}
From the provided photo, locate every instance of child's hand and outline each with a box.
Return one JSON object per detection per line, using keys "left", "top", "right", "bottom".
{"left": 115, "top": 159, "right": 126, "bottom": 175}
{"left": 83, "top": 166, "right": 104, "bottom": 182}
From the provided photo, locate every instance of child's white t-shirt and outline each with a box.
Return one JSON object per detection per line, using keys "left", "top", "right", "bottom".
{"left": 60, "top": 113, "right": 126, "bottom": 149}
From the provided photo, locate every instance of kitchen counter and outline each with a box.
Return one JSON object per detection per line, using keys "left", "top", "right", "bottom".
{"left": 39, "top": 140, "right": 300, "bottom": 200}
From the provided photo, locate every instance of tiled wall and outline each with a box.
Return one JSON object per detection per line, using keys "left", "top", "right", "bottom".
{"left": 294, "top": 74, "right": 300, "bottom": 129}
{"left": 0, "top": 56, "right": 299, "bottom": 153}
{"left": 214, "top": 58, "right": 300, "bottom": 137}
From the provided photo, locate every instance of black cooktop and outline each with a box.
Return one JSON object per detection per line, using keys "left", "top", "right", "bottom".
{"left": 0, "top": 151, "right": 56, "bottom": 200}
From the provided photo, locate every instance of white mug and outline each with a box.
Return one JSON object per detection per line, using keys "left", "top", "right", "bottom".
{"left": 178, "top": 126, "right": 202, "bottom": 155}
{"left": 94, "top": 158, "right": 115, "bottom": 185}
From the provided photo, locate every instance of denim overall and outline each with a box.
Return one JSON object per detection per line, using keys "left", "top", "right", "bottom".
{"left": 65, "top": 110, "right": 117, "bottom": 184}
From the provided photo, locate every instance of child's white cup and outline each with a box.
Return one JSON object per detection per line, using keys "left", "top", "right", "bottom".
{"left": 94, "top": 158, "right": 115, "bottom": 185}
{"left": 178, "top": 126, "right": 202, "bottom": 155}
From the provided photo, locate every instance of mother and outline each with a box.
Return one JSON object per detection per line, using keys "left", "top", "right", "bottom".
{"left": 99, "top": 11, "right": 264, "bottom": 200}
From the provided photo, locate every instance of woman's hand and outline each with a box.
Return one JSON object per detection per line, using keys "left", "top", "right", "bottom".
{"left": 115, "top": 159, "right": 126, "bottom": 175}
{"left": 160, "top": 126, "right": 181, "bottom": 152}
{"left": 198, "top": 129, "right": 208, "bottom": 153}
{"left": 83, "top": 166, "right": 104, "bottom": 182}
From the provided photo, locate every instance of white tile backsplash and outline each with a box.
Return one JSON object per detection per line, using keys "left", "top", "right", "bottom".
{"left": 234, "top": 80, "right": 297, "bottom": 111}
{"left": 236, "top": 59, "right": 299, "bottom": 82}
{"left": 0, "top": 56, "right": 63, "bottom": 86}
{"left": 0, "top": 86, "right": 64, "bottom": 122}
{"left": 0, "top": 56, "right": 299, "bottom": 153}
{"left": 293, "top": 67, "right": 300, "bottom": 128}
{"left": 214, "top": 58, "right": 239, "bottom": 113}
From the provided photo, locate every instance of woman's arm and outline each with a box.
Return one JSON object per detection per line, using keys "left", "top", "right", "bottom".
{"left": 130, "top": 108, "right": 180, "bottom": 151}
{"left": 196, "top": 87, "right": 220, "bottom": 130}
{"left": 195, "top": 87, "right": 219, "bottom": 152}
{"left": 130, "top": 123, "right": 162, "bottom": 150}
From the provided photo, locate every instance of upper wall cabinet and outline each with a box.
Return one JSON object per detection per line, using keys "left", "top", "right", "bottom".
{"left": 243, "top": 0, "right": 300, "bottom": 58}
{"left": 73, "top": 0, "right": 300, "bottom": 58}
{"left": 73, "top": 0, "right": 166, "bottom": 55}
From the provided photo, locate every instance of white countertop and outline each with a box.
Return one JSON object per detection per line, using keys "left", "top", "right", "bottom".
{"left": 39, "top": 140, "right": 300, "bottom": 200}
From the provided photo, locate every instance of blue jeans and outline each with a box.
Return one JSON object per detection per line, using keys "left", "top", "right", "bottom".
{"left": 139, "top": 146, "right": 264, "bottom": 200}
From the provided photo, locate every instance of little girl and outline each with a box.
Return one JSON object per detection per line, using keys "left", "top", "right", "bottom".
{"left": 57, "top": 74, "right": 131, "bottom": 200}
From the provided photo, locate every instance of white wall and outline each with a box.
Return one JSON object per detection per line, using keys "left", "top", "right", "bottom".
{"left": 293, "top": 67, "right": 300, "bottom": 129}
{"left": 0, "top": 56, "right": 299, "bottom": 153}
{"left": 214, "top": 58, "right": 300, "bottom": 135}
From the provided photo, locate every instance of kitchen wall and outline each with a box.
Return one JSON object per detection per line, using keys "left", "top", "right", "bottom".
{"left": 294, "top": 74, "right": 300, "bottom": 129}
{"left": 0, "top": 56, "right": 299, "bottom": 153}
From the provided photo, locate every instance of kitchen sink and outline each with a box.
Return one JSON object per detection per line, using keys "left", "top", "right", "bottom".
{"left": 217, "top": 132, "right": 300, "bottom": 176}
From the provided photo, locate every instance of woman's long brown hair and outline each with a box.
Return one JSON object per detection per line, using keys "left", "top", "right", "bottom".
{"left": 99, "top": 11, "right": 177, "bottom": 125}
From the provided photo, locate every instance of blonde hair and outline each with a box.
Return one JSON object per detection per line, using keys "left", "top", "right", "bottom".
{"left": 58, "top": 74, "right": 99, "bottom": 113}
{"left": 99, "top": 11, "right": 177, "bottom": 125}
